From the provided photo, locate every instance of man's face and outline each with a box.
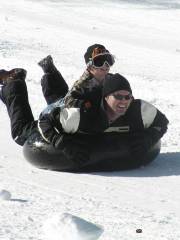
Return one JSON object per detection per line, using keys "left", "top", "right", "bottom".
{"left": 105, "top": 90, "right": 132, "bottom": 116}
{"left": 89, "top": 65, "right": 110, "bottom": 83}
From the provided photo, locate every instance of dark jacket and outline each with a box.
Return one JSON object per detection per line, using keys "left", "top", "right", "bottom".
{"left": 38, "top": 96, "right": 169, "bottom": 156}
{"left": 64, "top": 70, "right": 107, "bottom": 108}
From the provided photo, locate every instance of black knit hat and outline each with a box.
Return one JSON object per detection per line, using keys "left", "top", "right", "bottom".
{"left": 103, "top": 73, "right": 132, "bottom": 97}
{"left": 84, "top": 44, "right": 108, "bottom": 64}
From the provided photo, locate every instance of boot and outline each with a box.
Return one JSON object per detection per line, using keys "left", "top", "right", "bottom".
{"left": 38, "top": 55, "right": 57, "bottom": 73}
{"left": 0, "top": 68, "right": 27, "bottom": 85}
{"left": 0, "top": 69, "right": 8, "bottom": 85}
{"left": 0, "top": 68, "right": 27, "bottom": 103}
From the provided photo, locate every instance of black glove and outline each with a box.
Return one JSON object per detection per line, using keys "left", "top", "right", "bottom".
{"left": 130, "top": 133, "right": 153, "bottom": 159}
{"left": 53, "top": 133, "right": 73, "bottom": 149}
{"left": 65, "top": 143, "right": 90, "bottom": 166}
{"left": 54, "top": 133, "right": 90, "bottom": 166}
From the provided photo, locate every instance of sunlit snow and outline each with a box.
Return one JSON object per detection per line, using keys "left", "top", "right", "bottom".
{"left": 0, "top": 0, "right": 180, "bottom": 239}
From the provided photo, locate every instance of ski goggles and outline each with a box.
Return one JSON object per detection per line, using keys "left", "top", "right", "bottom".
{"left": 112, "top": 94, "right": 132, "bottom": 100}
{"left": 91, "top": 53, "right": 115, "bottom": 68}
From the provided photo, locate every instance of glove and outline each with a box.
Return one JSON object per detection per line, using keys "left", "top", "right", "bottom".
{"left": 53, "top": 133, "right": 73, "bottom": 149}
{"left": 65, "top": 143, "right": 90, "bottom": 166}
{"left": 130, "top": 133, "right": 153, "bottom": 159}
{"left": 54, "top": 133, "right": 90, "bottom": 166}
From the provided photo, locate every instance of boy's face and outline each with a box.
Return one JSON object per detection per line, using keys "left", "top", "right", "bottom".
{"left": 105, "top": 90, "right": 132, "bottom": 116}
{"left": 89, "top": 65, "right": 110, "bottom": 83}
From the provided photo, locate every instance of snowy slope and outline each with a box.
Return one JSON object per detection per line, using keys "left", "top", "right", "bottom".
{"left": 0, "top": 0, "right": 180, "bottom": 239}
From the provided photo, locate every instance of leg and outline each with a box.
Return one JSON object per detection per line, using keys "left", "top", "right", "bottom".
{"left": 38, "top": 55, "right": 69, "bottom": 104}
{"left": 1, "top": 70, "right": 37, "bottom": 146}
{"left": 41, "top": 71, "right": 68, "bottom": 105}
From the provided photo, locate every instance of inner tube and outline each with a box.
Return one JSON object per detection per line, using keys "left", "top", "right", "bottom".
{"left": 23, "top": 131, "right": 161, "bottom": 172}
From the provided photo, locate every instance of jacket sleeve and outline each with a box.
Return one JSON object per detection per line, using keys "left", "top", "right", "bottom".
{"left": 38, "top": 106, "right": 81, "bottom": 146}
{"left": 65, "top": 86, "right": 102, "bottom": 108}
{"left": 38, "top": 107, "right": 63, "bottom": 145}
{"left": 130, "top": 100, "right": 169, "bottom": 158}
{"left": 140, "top": 100, "right": 169, "bottom": 144}
{"left": 64, "top": 70, "right": 102, "bottom": 108}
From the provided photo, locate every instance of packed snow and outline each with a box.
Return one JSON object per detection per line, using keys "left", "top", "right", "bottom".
{"left": 0, "top": 0, "right": 180, "bottom": 239}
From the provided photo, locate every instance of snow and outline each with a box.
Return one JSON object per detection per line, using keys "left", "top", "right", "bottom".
{"left": 0, "top": 189, "right": 12, "bottom": 200}
{"left": 42, "top": 213, "right": 103, "bottom": 240}
{"left": 0, "top": 0, "right": 180, "bottom": 239}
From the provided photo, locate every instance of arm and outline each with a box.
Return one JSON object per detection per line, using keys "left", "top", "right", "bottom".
{"left": 141, "top": 100, "right": 169, "bottom": 145}
{"left": 130, "top": 100, "right": 169, "bottom": 157}
{"left": 145, "top": 110, "right": 168, "bottom": 145}
{"left": 64, "top": 70, "right": 102, "bottom": 108}
{"left": 38, "top": 106, "right": 80, "bottom": 147}
{"left": 38, "top": 106, "right": 90, "bottom": 165}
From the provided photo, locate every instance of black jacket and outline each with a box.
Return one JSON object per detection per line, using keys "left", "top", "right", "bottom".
{"left": 38, "top": 96, "right": 169, "bottom": 153}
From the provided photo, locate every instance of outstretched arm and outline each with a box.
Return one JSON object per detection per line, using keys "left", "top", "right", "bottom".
{"left": 145, "top": 109, "right": 169, "bottom": 144}
{"left": 130, "top": 100, "right": 169, "bottom": 157}
{"left": 140, "top": 100, "right": 169, "bottom": 145}
{"left": 38, "top": 106, "right": 81, "bottom": 147}
{"left": 64, "top": 70, "right": 102, "bottom": 108}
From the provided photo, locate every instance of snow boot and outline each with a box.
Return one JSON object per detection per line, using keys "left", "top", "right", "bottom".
{"left": 0, "top": 69, "right": 9, "bottom": 85}
{"left": 0, "top": 68, "right": 27, "bottom": 103}
{"left": 38, "top": 55, "right": 57, "bottom": 73}
{"left": 0, "top": 68, "right": 27, "bottom": 85}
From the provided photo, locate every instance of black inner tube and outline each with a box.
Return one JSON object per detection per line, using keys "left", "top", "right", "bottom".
{"left": 23, "top": 131, "right": 161, "bottom": 172}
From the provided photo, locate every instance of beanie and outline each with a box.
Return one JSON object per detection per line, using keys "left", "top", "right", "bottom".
{"left": 84, "top": 44, "right": 108, "bottom": 64}
{"left": 103, "top": 73, "right": 132, "bottom": 97}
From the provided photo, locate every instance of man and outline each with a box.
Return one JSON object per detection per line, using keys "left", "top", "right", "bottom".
{"left": 38, "top": 44, "right": 115, "bottom": 107}
{"left": 38, "top": 73, "right": 169, "bottom": 160}
{"left": 0, "top": 66, "right": 168, "bottom": 166}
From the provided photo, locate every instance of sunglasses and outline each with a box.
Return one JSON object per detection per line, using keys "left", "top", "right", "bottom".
{"left": 112, "top": 94, "right": 132, "bottom": 100}
{"left": 91, "top": 53, "right": 115, "bottom": 68}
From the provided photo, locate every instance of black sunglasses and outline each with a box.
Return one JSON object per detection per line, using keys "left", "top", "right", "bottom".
{"left": 112, "top": 94, "right": 132, "bottom": 100}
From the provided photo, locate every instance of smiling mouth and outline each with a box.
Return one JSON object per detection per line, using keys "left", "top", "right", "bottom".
{"left": 117, "top": 105, "right": 126, "bottom": 110}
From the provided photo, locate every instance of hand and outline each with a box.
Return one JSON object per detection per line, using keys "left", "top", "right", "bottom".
{"left": 130, "top": 140, "right": 148, "bottom": 159}
{"left": 130, "top": 133, "right": 152, "bottom": 159}
{"left": 53, "top": 133, "right": 73, "bottom": 149}
{"left": 54, "top": 133, "right": 90, "bottom": 166}
{"left": 65, "top": 143, "right": 90, "bottom": 166}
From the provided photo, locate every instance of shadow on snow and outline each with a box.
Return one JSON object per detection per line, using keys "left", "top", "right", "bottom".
{"left": 92, "top": 152, "right": 180, "bottom": 177}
